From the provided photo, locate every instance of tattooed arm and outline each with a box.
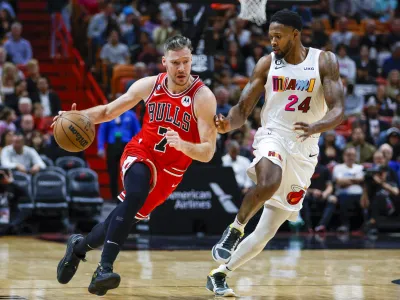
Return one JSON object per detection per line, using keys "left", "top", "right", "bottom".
{"left": 214, "top": 55, "right": 271, "bottom": 133}
{"left": 294, "top": 51, "right": 344, "bottom": 139}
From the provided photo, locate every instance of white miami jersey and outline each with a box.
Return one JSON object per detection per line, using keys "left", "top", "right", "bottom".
{"left": 261, "top": 48, "right": 327, "bottom": 140}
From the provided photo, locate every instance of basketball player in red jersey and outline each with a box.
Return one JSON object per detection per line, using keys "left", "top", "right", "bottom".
{"left": 54, "top": 36, "right": 217, "bottom": 296}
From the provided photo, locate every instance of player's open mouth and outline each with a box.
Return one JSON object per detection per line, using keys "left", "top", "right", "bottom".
{"left": 177, "top": 75, "right": 186, "bottom": 79}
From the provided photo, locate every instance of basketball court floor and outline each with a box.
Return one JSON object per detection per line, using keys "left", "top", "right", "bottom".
{"left": 1, "top": 233, "right": 400, "bottom": 299}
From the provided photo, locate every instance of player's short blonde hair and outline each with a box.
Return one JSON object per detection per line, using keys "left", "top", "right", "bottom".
{"left": 163, "top": 35, "right": 193, "bottom": 54}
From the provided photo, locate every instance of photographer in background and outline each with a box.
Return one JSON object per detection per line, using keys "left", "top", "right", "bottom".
{"left": 361, "top": 161, "right": 399, "bottom": 235}
{"left": 0, "top": 168, "right": 31, "bottom": 235}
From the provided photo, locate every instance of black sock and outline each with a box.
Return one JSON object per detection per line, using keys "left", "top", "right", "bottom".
{"left": 100, "top": 163, "right": 150, "bottom": 266}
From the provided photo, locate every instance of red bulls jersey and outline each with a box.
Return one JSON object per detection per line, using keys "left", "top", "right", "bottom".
{"left": 129, "top": 73, "right": 204, "bottom": 174}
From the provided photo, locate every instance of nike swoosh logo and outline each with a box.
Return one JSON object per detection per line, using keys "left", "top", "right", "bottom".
{"left": 275, "top": 66, "right": 285, "bottom": 69}
{"left": 106, "top": 240, "right": 119, "bottom": 245}
{"left": 172, "top": 184, "right": 178, "bottom": 188}
{"left": 309, "top": 154, "right": 318, "bottom": 157}
{"left": 153, "top": 92, "right": 164, "bottom": 96}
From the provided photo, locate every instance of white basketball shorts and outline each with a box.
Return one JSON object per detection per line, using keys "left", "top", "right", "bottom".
{"left": 247, "top": 128, "right": 319, "bottom": 219}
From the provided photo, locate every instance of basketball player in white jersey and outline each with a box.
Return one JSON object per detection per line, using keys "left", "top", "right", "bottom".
{"left": 206, "top": 9, "right": 344, "bottom": 296}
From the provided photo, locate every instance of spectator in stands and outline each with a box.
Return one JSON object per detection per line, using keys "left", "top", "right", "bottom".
{"left": 17, "top": 97, "right": 32, "bottom": 117}
{"left": 142, "top": 10, "right": 161, "bottom": 38}
{"left": 17, "top": 114, "right": 34, "bottom": 145}
{"left": 119, "top": 6, "right": 140, "bottom": 47}
{"left": 226, "top": 19, "right": 251, "bottom": 48}
{"left": 25, "top": 59, "right": 41, "bottom": 103}
{"left": 319, "top": 130, "right": 344, "bottom": 166}
{"left": 4, "top": 79, "right": 28, "bottom": 114}
{"left": 378, "top": 117, "right": 400, "bottom": 146}
{"left": 0, "top": 107, "right": 16, "bottom": 136}
{"left": 355, "top": 45, "right": 378, "bottom": 84}
{"left": 4, "top": 22, "right": 32, "bottom": 65}
{"left": 0, "top": 1, "right": 14, "bottom": 19}
{"left": 374, "top": 0, "right": 398, "bottom": 22}
{"left": 387, "top": 18, "right": 400, "bottom": 47}
{"left": 87, "top": 2, "right": 116, "bottom": 44}
{"left": 384, "top": 128, "right": 400, "bottom": 161}
{"left": 222, "top": 140, "right": 253, "bottom": 195}
{"left": 1, "top": 62, "right": 18, "bottom": 97}
{"left": 0, "top": 8, "right": 14, "bottom": 40}
{"left": 124, "top": 62, "right": 147, "bottom": 92}
{"left": 97, "top": 110, "right": 141, "bottom": 200}
{"left": 333, "top": 147, "right": 364, "bottom": 233}
{"left": 292, "top": 5, "right": 313, "bottom": 28}
{"left": 382, "top": 42, "right": 400, "bottom": 77}
{"left": 229, "top": 127, "right": 253, "bottom": 160}
{"left": 359, "top": 20, "right": 379, "bottom": 58}
{"left": 344, "top": 83, "right": 364, "bottom": 117}
{"left": 32, "top": 103, "right": 46, "bottom": 132}
{"left": 37, "top": 77, "right": 61, "bottom": 117}
{"left": 370, "top": 84, "right": 397, "bottom": 116}
{"left": 100, "top": 30, "right": 130, "bottom": 66}
{"left": 386, "top": 70, "right": 399, "bottom": 100}
{"left": 364, "top": 98, "right": 390, "bottom": 144}
{"left": 357, "top": 0, "right": 380, "bottom": 20}
{"left": 0, "top": 168, "right": 32, "bottom": 236}
{"left": 346, "top": 127, "right": 376, "bottom": 163}
{"left": 30, "top": 130, "right": 48, "bottom": 156}
{"left": 361, "top": 164, "right": 398, "bottom": 235}
{"left": 219, "top": 70, "right": 241, "bottom": 105}
{"left": 302, "top": 161, "right": 336, "bottom": 233}
{"left": 1, "top": 132, "right": 46, "bottom": 174}
{"left": 245, "top": 44, "right": 264, "bottom": 78}
{"left": 226, "top": 40, "right": 246, "bottom": 76}
{"left": 330, "top": 17, "right": 354, "bottom": 49}
{"left": 152, "top": 15, "right": 179, "bottom": 53}
{"left": 310, "top": 19, "right": 329, "bottom": 49}
{"left": 329, "top": 0, "right": 357, "bottom": 23}
{"left": 0, "top": 129, "right": 13, "bottom": 154}
{"left": 336, "top": 44, "right": 356, "bottom": 83}
{"left": 215, "top": 86, "right": 231, "bottom": 117}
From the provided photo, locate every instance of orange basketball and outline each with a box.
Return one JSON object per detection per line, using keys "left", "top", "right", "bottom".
{"left": 53, "top": 111, "right": 95, "bottom": 152}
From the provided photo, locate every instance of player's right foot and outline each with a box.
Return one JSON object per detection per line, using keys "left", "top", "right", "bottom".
{"left": 206, "top": 269, "right": 236, "bottom": 297}
{"left": 57, "top": 234, "right": 86, "bottom": 284}
{"left": 88, "top": 263, "right": 121, "bottom": 296}
{"left": 212, "top": 225, "right": 243, "bottom": 264}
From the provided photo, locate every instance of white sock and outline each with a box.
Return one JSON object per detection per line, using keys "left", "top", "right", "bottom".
{"left": 213, "top": 264, "right": 232, "bottom": 275}
{"left": 231, "top": 216, "right": 246, "bottom": 234}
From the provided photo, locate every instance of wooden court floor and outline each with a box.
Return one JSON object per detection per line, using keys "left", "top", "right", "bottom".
{"left": 1, "top": 237, "right": 399, "bottom": 299}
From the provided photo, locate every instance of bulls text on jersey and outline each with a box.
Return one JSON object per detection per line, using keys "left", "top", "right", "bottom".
{"left": 147, "top": 102, "right": 191, "bottom": 132}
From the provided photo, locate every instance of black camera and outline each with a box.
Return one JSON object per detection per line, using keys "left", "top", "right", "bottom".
{"left": 364, "top": 165, "right": 389, "bottom": 180}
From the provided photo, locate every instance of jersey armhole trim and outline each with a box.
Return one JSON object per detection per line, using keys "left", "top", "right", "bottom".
{"left": 191, "top": 84, "right": 206, "bottom": 123}
{"left": 145, "top": 73, "right": 163, "bottom": 105}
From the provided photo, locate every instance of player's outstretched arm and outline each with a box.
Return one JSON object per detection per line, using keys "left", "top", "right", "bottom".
{"left": 215, "top": 55, "right": 271, "bottom": 133}
{"left": 166, "top": 87, "right": 217, "bottom": 162}
{"left": 52, "top": 76, "right": 157, "bottom": 127}
{"left": 83, "top": 76, "right": 157, "bottom": 124}
{"left": 294, "top": 51, "right": 344, "bottom": 139}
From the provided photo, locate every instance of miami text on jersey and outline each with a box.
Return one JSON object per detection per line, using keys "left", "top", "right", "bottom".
{"left": 148, "top": 102, "right": 191, "bottom": 132}
{"left": 272, "top": 76, "right": 316, "bottom": 92}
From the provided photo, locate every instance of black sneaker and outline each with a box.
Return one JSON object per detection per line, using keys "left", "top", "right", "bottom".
{"left": 212, "top": 225, "right": 243, "bottom": 264}
{"left": 57, "top": 234, "right": 86, "bottom": 284}
{"left": 88, "top": 263, "right": 121, "bottom": 296}
{"left": 206, "top": 270, "right": 236, "bottom": 297}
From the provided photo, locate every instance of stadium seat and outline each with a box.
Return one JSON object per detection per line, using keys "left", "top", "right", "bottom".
{"left": 40, "top": 155, "right": 54, "bottom": 167}
{"left": 33, "top": 171, "right": 68, "bottom": 216}
{"left": 111, "top": 64, "right": 134, "bottom": 97}
{"left": 55, "top": 156, "right": 86, "bottom": 171}
{"left": 67, "top": 168, "right": 103, "bottom": 219}
{"left": 42, "top": 166, "right": 67, "bottom": 177}
{"left": 12, "top": 171, "right": 33, "bottom": 211}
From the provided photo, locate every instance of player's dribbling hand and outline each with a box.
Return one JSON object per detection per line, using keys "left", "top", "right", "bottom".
{"left": 166, "top": 128, "right": 184, "bottom": 151}
{"left": 214, "top": 114, "right": 231, "bottom": 134}
{"left": 51, "top": 103, "right": 77, "bottom": 128}
{"left": 293, "top": 122, "right": 317, "bottom": 142}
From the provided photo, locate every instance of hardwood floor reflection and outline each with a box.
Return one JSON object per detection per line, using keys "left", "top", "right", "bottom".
{"left": 0, "top": 237, "right": 399, "bottom": 299}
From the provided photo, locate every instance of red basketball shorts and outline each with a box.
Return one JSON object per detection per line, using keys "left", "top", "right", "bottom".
{"left": 117, "top": 141, "right": 184, "bottom": 220}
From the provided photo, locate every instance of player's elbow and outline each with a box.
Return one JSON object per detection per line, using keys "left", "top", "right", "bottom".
{"left": 200, "top": 146, "right": 215, "bottom": 163}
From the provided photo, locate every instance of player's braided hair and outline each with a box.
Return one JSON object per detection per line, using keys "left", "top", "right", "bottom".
{"left": 163, "top": 35, "right": 193, "bottom": 54}
{"left": 270, "top": 9, "right": 303, "bottom": 31}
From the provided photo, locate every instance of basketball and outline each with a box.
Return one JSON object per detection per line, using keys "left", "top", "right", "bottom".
{"left": 53, "top": 111, "right": 95, "bottom": 152}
